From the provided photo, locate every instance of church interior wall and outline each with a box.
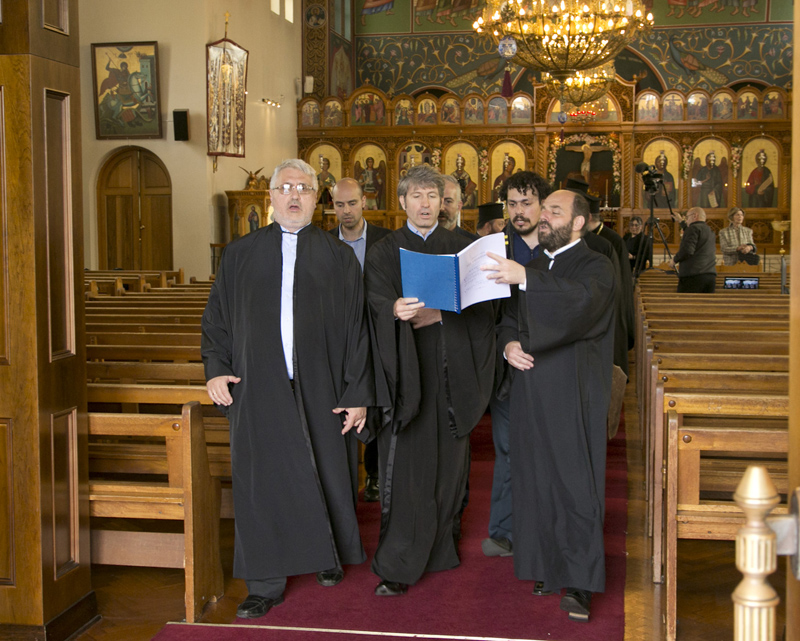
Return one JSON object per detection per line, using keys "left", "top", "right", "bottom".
{"left": 80, "top": 0, "right": 302, "bottom": 281}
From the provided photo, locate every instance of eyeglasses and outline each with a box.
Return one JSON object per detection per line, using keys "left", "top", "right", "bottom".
{"left": 272, "top": 183, "right": 316, "bottom": 196}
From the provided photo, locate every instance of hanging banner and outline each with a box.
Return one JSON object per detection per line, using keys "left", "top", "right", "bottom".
{"left": 206, "top": 38, "right": 249, "bottom": 157}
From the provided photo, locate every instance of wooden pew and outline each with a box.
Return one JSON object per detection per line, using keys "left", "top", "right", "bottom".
{"left": 661, "top": 390, "right": 789, "bottom": 641}
{"left": 89, "top": 401, "right": 224, "bottom": 623}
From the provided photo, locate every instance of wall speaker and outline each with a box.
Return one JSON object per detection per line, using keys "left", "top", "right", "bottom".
{"left": 173, "top": 110, "right": 189, "bottom": 141}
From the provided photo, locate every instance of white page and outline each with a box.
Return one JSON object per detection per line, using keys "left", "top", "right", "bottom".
{"left": 457, "top": 232, "right": 511, "bottom": 310}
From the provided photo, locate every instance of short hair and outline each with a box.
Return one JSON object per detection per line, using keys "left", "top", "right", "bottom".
{"left": 499, "top": 171, "right": 552, "bottom": 204}
{"left": 397, "top": 164, "right": 445, "bottom": 200}
{"left": 687, "top": 206, "right": 706, "bottom": 221}
{"left": 727, "top": 206, "right": 744, "bottom": 221}
{"left": 441, "top": 174, "right": 463, "bottom": 203}
{"left": 571, "top": 191, "right": 590, "bottom": 223}
{"left": 331, "top": 177, "right": 362, "bottom": 199}
{"left": 630, "top": 215, "right": 643, "bottom": 225}
{"left": 270, "top": 159, "right": 318, "bottom": 191}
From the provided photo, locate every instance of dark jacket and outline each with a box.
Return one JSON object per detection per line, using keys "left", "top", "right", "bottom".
{"left": 674, "top": 220, "right": 717, "bottom": 277}
{"left": 329, "top": 220, "right": 393, "bottom": 259}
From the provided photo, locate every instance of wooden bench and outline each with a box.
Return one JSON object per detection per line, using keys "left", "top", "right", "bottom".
{"left": 89, "top": 401, "right": 224, "bottom": 622}
{"left": 661, "top": 390, "right": 789, "bottom": 641}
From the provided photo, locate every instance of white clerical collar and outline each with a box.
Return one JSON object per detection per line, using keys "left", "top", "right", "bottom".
{"left": 339, "top": 219, "right": 367, "bottom": 242}
{"left": 543, "top": 237, "right": 582, "bottom": 261}
{"left": 407, "top": 220, "right": 438, "bottom": 240}
{"left": 279, "top": 223, "right": 311, "bottom": 234}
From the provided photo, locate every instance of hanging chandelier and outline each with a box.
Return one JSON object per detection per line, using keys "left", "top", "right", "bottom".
{"left": 544, "top": 61, "right": 615, "bottom": 108}
{"left": 474, "top": 0, "right": 653, "bottom": 79}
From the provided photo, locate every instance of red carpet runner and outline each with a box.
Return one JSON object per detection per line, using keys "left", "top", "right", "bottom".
{"left": 154, "top": 413, "right": 627, "bottom": 641}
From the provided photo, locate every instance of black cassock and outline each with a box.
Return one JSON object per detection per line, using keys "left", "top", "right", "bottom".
{"left": 498, "top": 240, "right": 616, "bottom": 594}
{"left": 201, "top": 223, "right": 375, "bottom": 581}
{"left": 365, "top": 225, "right": 495, "bottom": 585}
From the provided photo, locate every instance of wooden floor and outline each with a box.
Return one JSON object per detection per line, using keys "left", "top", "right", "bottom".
{"left": 74, "top": 367, "right": 787, "bottom": 641}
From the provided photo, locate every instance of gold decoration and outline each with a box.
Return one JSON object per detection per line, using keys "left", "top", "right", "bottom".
{"left": 543, "top": 62, "right": 615, "bottom": 108}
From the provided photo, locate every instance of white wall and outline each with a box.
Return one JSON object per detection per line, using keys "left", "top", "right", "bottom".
{"left": 80, "top": 0, "right": 302, "bottom": 280}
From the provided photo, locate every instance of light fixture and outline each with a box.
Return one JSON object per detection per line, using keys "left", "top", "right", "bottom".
{"left": 473, "top": 1, "right": 653, "bottom": 79}
{"left": 261, "top": 98, "right": 282, "bottom": 108}
{"left": 543, "top": 61, "right": 615, "bottom": 108}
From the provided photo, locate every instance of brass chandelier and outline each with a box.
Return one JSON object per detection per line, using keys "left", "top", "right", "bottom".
{"left": 543, "top": 61, "right": 615, "bottom": 107}
{"left": 473, "top": 0, "right": 653, "bottom": 80}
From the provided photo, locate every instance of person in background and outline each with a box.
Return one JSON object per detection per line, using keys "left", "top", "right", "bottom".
{"left": 439, "top": 174, "right": 479, "bottom": 240}
{"left": 668, "top": 206, "right": 717, "bottom": 292}
{"left": 623, "top": 215, "right": 653, "bottom": 272}
{"left": 476, "top": 202, "right": 506, "bottom": 237}
{"left": 718, "top": 207, "right": 758, "bottom": 266}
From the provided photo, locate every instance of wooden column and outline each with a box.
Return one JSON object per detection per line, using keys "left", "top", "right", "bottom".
{"left": 0, "top": 1, "right": 95, "bottom": 639}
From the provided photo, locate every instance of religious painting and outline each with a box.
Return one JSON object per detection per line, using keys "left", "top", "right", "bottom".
{"left": 398, "top": 142, "right": 432, "bottom": 181}
{"left": 557, "top": 137, "right": 616, "bottom": 206}
{"left": 417, "top": 98, "right": 437, "bottom": 124}
{"left": 711, "top": 93, "right": 733, "bottom": 120}
{"left": 464, "top": 96, "right": 484, "bottom": 124}
{"left": 306, "top": 4, "right": 327, "bottom": 27}
{"left": 691, "top": 139, "right": 728, "bottom": 209}
{"left": 763, "top": 91, "right": 784, "bottom": 118}
{"left": 490, "top": 142, "right": 524, "bottom": 201}
{"left": 244, "top": 204, "right": 263, "bottom": 234}
{"left": 662, "top": 93, "right": 684, "bottom": 121}
{"left": 592, "top": 95, "right": 619, "bottom": 122}
{"left": 353, "top": 144, "right": 387, "bottom": 210}
{"left": 510, "top": 96, "right": 532, "bottom": 124}
{"left": 309, "top": 144, "right": 342, "bottom": 206}
{"left": 330, "top": 35, "right": 353, "bottom": 100}
{"left": 741, "top": 139, "right": 779, "bottom": 208}
{"left": 444, "top": 143, "right": 479, "bottom": 209}
{"left": 440, "top": 98, "right": 460, "bottom": 124}
{"left": 737, "top": 91, "right": 759, "bottom": 119}
{"left": 637, "top": 93, "right": 659, "bottom": 122}
{"left": 687, "top": 92, "right": 709, "bottom": 121}
{"left": 356, "top": 0, "right": 410, "bottom": 35}
{"left": 487, "top": 97, "right": 507, "bottom": 124}
{"left": 206, "top": 38, "right": 249, "bottom": 157}
{"left": 92, "top": 41, "right": 162, "bottom": 139}
{"left": 323, "top": 99, "right": 344, "bottom": 127}
{"left": 350, "top": 92, "right": 386, "bottom": 125}
{"left": 641, "top": 140, "right": 680, "bottom": 211}
{"left": 394, "top": 98, "right": 414, "bottom": 125}
{"left": 301, "top": 100, "right": 320, "bottom": 127}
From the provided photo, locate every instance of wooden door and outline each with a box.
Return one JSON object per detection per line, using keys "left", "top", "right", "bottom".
{"left": 97, "top": 147, "right": 173, "bottom": 270}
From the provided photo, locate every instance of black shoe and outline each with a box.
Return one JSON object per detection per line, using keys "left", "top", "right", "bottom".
{"left": 560, "top": 588, "right": 592, "bottom": 621}
{"left": 236, "top": 594, "right": 284, "bottom": 619}
{"left": 532, "top": 581, "right": 555, "bottom": 596}
{"left": 316, "top": 568, "right": 344, "bottom": 587}
{"left": 374, "top": 580, "right": 408, "bottom": 596}
{"left": 363, "top": 476, "right": 379, "bottom": 502}
{"left": 481, "top": 537, "right": 513, "bottom": 557}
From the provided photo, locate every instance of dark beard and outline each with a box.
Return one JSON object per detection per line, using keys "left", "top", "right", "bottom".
{"left": 538, "top": 221, "right": 573, "bottom": 253}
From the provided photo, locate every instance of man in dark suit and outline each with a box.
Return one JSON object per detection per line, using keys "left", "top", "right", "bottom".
{"left": 439, "top": 175, "right": 479, "bottom": 240}
{"left": 330, "top": 177, "right": 392, "bottom": 501}
{"left": 668, "top": 206, "right": 717, "bottom": 292}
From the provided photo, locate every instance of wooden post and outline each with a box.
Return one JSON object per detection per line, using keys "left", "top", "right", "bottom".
{"left": 732, "top": 465, "right": 781, "bottom": 641}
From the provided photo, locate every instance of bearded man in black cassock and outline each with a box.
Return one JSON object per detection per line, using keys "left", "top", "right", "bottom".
{"left": 484, "top": 189, "right": 616, "bottom": 622}
{"left": 202, "top": 159, "right": 375, "bottom": 619}
{"left": 364, "top": 165, "right": 495, "bottom": 597}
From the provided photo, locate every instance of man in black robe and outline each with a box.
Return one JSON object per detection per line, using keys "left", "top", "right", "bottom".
{"left": 202, "top": 159, "right": 375, "bottom": 619}
{"left": 484, "top": 189, "right": 616, "bottom": 622}
{"left": 364, "top": 165, "right": 495, "bottom": 596}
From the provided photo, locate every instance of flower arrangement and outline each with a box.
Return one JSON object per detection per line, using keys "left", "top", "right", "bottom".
{"left": 548, "top": 133, "right": 621, "bottom": 194}
{"left": 730, "top": 144, "right": 743, "bottom": 178}
{"left": 681, "top": 145, "right": 693, "bottom": 180}
{"left": 478, "top": 148, "right": 489, "bottom": 182}
{"left": 431, "top": 146, "right": 442, "bottom": 170}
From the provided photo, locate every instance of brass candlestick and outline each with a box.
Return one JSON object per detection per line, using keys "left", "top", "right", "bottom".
{"left": 771, "top": 219, "right": 789, "bottom": 256}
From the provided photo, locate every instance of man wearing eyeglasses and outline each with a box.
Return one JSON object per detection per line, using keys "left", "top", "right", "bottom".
{"left": 364, "top": 165, "right": 495, "bottom": 597}
{"left": 202, "top": 159, "right": 376, "bottom": 619}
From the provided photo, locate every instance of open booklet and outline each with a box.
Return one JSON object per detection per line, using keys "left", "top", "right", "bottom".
{"left": 399, "top": 232, "right": 511, "bottom": 313}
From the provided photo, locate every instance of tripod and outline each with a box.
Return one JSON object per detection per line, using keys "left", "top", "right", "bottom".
{"left": 632, "top": 178, "right": 675, "bottom": 283}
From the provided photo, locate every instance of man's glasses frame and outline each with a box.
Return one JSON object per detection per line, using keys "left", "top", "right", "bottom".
{"left": 272, "top": 183, "right": 316, "bottom": 196}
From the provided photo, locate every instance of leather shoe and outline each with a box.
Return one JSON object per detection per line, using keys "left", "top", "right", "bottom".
{"left": 316, "top": 568, "right": 344, "bottom": 587}
{"left": 236, "top": 594, "right": 284, "bottom": 619}
{"left": 560, "top": 588, "right": 592, "bottom": 621}
{"left": 481, "top": 537, "right": 513, "bottom": 557}
{"left": 532, "top": 581, "right": 555, "bottom": 596}
{"left": 363, "top": 476, "right": 379, "bottom": 502}
{"left": 374, "top": 580, "right": 408, "bottom": 596}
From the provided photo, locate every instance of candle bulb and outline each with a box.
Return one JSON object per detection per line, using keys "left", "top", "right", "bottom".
{"left": 605, "top": 178, "right": 608, "bottom": 199}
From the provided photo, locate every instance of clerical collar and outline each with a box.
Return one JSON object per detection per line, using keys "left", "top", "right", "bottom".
{"left": 407, "top": 220, "right": 438, "bottom": 240}
{"left": 592, "top": 222, "right": 604, "bottom": 236}
{"left": 339, "top": 219, "right": 367, "bottom": 243}
{"left": 543, "top": 237, "right": 582, "bottom": 261}
{"left": 279, "top": 223, "right": 311, "bottom": 235}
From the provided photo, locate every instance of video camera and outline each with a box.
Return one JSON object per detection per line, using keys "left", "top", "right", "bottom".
{"left": 635, "top": 162, "right": 663, "bottom": 193}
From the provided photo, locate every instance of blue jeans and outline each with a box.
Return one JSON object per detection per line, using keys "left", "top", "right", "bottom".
{"left": 488, "top": 393, "right": 512, "bottom": 541}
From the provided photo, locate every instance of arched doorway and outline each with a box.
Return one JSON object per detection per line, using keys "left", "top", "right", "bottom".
{"left": 97, "top": 147, "right": 173, "bottom": 269}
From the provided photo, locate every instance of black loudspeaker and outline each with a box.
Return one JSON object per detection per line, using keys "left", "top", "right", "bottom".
{"left": 173, "top": 110, "right": 189, "bottom": 141}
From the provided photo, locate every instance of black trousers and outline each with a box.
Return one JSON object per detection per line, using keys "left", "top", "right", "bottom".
{"left": 677, "top": 272, "right": 716, "bottom": 293}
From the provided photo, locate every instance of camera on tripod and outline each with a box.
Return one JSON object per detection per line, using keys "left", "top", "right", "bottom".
{"left": 635, "top": 162, "right": 663, "bottom": 193}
